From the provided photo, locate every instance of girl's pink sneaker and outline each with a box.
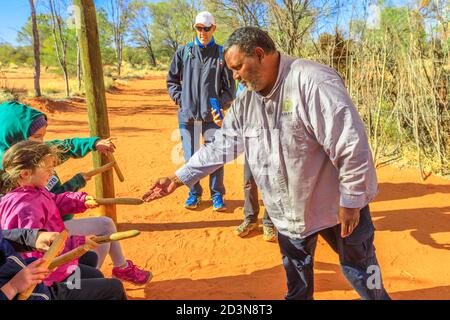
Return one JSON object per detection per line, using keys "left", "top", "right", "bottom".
{"left": 112, "top": 260, "right": 152, "bottom": 285}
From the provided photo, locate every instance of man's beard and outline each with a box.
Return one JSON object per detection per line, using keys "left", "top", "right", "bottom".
{"left": 243, "top": 80, "right": 258, "bottom": 91}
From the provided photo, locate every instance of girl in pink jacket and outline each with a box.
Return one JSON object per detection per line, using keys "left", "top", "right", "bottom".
{"left": 0, "top": 140, "right": 99, "bottom": 286}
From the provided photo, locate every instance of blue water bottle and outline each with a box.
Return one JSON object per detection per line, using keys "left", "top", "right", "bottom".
{"left": 209, "top": 98, "right": 223, "bottom": 120}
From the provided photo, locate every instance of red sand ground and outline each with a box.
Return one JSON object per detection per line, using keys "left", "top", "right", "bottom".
{"left": 26, "top": 74, "right": 450, "bottom": 300}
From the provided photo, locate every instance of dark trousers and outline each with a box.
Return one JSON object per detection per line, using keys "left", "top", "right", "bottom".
{"left": 50, "top": 251, "right": 127, "bottom": 300}
{"left": 278, "top": 206, "right": 390, "bottom": 300}
{"left": 243, "top": 157, "right": 273, "bottom": 227}
{"left": 179, "top": 121, "right": 225, "bottom": 198}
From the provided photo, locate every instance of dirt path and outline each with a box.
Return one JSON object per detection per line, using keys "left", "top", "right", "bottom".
{"left": 37, "top": 74, "right": 450, "bottom": 300}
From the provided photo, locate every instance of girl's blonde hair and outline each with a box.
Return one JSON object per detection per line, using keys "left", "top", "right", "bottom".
{"left": 0, "top": 140, "right": 60, "bottom": 194}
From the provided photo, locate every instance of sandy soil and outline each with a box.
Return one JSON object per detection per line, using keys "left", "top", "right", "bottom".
{"left": 23, "top": 73, "right": 450, "bottom": 300}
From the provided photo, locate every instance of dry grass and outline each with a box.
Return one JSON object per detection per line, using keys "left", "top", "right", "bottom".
{"left": 304, "top": 16, "right": 449, "bottom": 179}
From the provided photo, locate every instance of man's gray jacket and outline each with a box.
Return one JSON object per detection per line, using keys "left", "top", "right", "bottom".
{"left": 167, "top": 39, "right": 236, "bottom": 123}
{"left": 176, "top": 54, "right": 378, "bottom": 239}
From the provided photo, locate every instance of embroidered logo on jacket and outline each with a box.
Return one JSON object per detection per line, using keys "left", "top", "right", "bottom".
{"left": 282, "top": 98, "right": 293, "bottom": 115}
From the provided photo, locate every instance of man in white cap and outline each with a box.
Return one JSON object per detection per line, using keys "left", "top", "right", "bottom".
{"left": 194, "top": 11, "right": 216, "bottom": 46}
{"left": 167, "top": 11, "right": 235, "bottom": 212}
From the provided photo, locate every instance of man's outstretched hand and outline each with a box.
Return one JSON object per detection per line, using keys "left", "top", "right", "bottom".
{"left": 142, "top": 176, "right": 184, "bottom": 202}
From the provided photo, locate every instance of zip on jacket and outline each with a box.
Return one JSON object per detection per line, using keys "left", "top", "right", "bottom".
{"left": 167, "top": 37, "right": 236, "bottom": 123}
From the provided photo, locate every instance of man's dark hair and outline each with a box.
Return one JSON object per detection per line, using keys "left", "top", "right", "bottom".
{"left": 223, "top": 27, "right": 277, "bottom": 56}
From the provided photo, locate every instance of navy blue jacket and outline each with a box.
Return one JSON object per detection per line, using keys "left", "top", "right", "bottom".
{"left": 0, "top": 229, "right": 52, "bottom": 300}
{"left": 167, "top": 37, "right": 236, "bottom": 123}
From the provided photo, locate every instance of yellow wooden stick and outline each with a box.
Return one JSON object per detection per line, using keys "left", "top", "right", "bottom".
{"left": 18, "top": 230, "right": 69, "bottom": 300}
{"left": 108, "top": 153, "right": 125, "bottom": 182}
{"left": 48, "top": 230, "right": 141, "bottom": 269}
{"left": 48, "top": 244, "right": 91, "bottom": 271}
{"left": 93, "top": 230, "right": 141, "bottom": 244}
{"left": 83, "top": 162, "right": 115, "bottom": 178}
{"left": 88, "top": 198, "right": 144, "bottom": 206}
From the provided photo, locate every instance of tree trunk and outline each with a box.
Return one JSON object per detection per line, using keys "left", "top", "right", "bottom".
{"left": 117, "top": 33, "right": 123, "bottom": 77}
{"left": 76, "top": 34, "right": 82, "bottom": 92}
{"left": 63, "top": 65, "right": 70, "bottom": 97}
{"left": 29, "top": 0, "right": 41, "bottom": 97}
{"left": 117, "top": 48, "right": 122, "bottom": 77}
{"left": 146, "top": 40, "right": 156, "bottom": 67}
{"left": 111, "top": 0, "right": 122, "bottom": 77}
{"left": 49, "top": 0, "right": 70, "bottom": 97}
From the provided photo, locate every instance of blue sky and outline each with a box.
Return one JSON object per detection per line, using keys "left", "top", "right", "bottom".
{"left": 0, "top": 0, "right": 109, "bottom": 46}
{"left": 0, "top": 1, "right": 35, "bottom": 45}
{"left": 0, "top": 0, "right": 421, "bottom": 47}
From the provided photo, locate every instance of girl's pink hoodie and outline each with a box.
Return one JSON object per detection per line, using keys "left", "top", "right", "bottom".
{"left": 0, "top": 186, "right": 87, "bottom": 285}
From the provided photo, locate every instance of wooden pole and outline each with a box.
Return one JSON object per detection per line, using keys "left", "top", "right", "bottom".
{"left": 73, "top": 0, "right": 116, "bottom": 222}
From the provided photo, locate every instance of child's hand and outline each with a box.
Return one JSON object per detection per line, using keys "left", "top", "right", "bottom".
{"left": 81, "top": 173, "right": 92, "bottom": 182}
{"left": 7, "top": 259, "right": 49, "bottom": 298}
{"left": 35, "top": 231, "right": 59, "bottom": 252}
{"left": 84, "top": 235, "right": 99, "bottom": 250}
{"left": 84, "top": 196, "right": 99, "bottom": 209}
{"left": 95, "top": 138, "right": 116, "bottom": 154}
{"left": 211, "top": 108, "right": 224, "bottom": 128}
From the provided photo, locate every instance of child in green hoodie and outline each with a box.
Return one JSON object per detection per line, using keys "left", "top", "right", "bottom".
{"left": 0, "top": 101, "right": 151, "bottom": 285}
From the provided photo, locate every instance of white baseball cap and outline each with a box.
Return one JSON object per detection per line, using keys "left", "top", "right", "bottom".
{"left": 194, "top": 11, "right": 215, "bottom": 27}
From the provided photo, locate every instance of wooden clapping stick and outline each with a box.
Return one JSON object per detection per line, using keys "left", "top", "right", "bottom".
{"left": 18, "top": 230, "right": 69, "bottom": 300}
{"left": 107, "top": 153, "right": 125, "bottom": 182}
{"left": 47, "top": 244, "right": 92, "bottom": 272}
{"left": 86, "top": 197, "right": 144, "bottom": 206}
{"left": 96, "top": 198, "right": 144, "bottom": 205}
{"left": 83, "top": 162, "right": 115, "bottom": 179}
{"left": 48, "top": 230, "right": 141, "bottom": 270}
{"left": 92, "top": 230, "right": 141, "bottom": 244}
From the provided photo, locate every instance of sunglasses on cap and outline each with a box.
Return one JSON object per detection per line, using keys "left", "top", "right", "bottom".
{"left": 194, "top": 25, "right": 213, "bottom": 32}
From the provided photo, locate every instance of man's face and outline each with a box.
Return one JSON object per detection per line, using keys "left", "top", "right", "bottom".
{"left": 224, "top": 45, "right": 264, "bottom": 92}
{"left": 194, "top": 24, "right": 216, "bottom": 46}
